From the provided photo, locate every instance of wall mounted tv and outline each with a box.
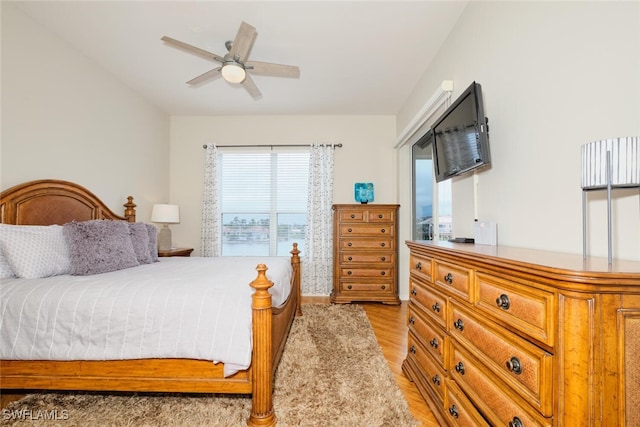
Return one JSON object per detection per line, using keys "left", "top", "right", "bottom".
{"left": 430, "top": 81, "right": 490, "bottom": 182}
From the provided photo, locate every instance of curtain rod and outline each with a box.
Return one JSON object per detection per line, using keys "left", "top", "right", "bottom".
{"left": 203, "top": 143, "right": 342, "bottom": 149}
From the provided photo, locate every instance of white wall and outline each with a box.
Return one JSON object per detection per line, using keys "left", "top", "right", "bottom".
{"left": 0, "top": 3, "right": 170, "bottom": 221}
{"left": 4, "top": 1, "right": 638, "bottom": 301}
{"left": 397, "top": 1, "right": 640, "bottom": 265}
{"left": 168, "top": 115, "right": 397, "bottom": 256}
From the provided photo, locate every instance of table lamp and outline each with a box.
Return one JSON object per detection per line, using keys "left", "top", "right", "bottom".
{"left": 581, "top": 136, "right": 639, "bottom": 263}
{"left": 151, "top": 204, "right": 180, "bottom": 251}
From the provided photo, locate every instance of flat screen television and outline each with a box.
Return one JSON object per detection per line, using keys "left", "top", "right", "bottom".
{"left": 430, "top": 81, "right": 490, "bottom": 182}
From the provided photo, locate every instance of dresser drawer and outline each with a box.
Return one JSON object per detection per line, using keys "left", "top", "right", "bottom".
{"left": 450, "top": 301, "right": 553, "bottom": 416}
{"left": 339, "top": 223, "right": 394, "bottom": 237}
{"left": 410, "top": 253, "right": 432, "bottom": 282}
{"left": 366, "top": 208, "right": 396, "bottom": 223}
{"left": 340, "top": 252, "right": 394, "bottom": 264}
{"left": 338, "top": 280, "right": 394, "bottom": 293}
{"left": 408, "top": 307, "right": 447, "bottom": 366}
{"left": 444, "top": 380, "right": 490, "bottom": 427}
{"left": 407, "top": 332, "right": 446, "bottom": 403}
{"left": 434, "top": 259, "right": 473, "bottom": 303}
{"left": 450, "top": 343, "right": 552, "bottom": 427}
{"left": 339, "top": 266, "right": 393, "bottom": 278}
{"left": 338, "top": 210, "right": 365, "bottom": 222}
{"left": 409, "top": 279, "right": 447, "bottom": 328}
{"left": 338, "top": 237, "right": 394, "bottom": 250}
{"left": 476, "top": 272, "right": 555, "bottom": 347}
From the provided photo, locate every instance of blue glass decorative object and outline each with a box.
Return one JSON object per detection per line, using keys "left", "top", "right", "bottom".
{"left": 354, "top": 183, "right": 374, "bottom": 204}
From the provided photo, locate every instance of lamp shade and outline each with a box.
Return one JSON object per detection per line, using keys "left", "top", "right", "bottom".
{"left": 221, "top": 63, "right": 246, "bottom": 84}
{"left": 151, "top": 204, "right": 180, "bottom": 224}
{"left": 581, "top": 137, "right": 640, "bottom": 189}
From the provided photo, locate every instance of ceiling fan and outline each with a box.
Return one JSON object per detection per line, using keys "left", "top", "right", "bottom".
{"left": 161, "top": 21, "right": 300, "bottom": 100}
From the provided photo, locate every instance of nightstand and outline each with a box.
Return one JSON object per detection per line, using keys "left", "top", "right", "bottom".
{"left": 158, "top": 247, "right": 194, "bottom": 257}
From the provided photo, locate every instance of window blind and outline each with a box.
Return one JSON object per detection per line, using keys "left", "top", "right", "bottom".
{"left": 218, "top": 150, "right": 310, "bottom": 256}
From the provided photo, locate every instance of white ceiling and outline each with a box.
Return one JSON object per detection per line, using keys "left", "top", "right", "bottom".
{"left": 13, "top": 1, "right": 467, "bottom": 116}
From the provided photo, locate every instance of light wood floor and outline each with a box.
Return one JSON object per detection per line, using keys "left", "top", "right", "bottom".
{"left": 302, "top": 297, "right": 440, "bottom": 426}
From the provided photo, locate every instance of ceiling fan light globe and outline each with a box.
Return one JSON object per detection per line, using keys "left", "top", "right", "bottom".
{"left": 221, "top": 63, "right": 246, "bottom": 84}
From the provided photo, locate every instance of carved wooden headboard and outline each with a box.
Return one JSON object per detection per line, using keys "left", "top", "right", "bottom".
{"left": 0, "top": 179, "right": 136, "bottom": 225}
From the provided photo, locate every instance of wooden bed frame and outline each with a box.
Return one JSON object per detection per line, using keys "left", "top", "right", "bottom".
{"left": 0, "top": 179, "right": 302, "bottom": 427}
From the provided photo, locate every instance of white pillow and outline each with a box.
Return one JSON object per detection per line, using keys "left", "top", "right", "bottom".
{"left": 0, "top": 246, "right": 15, "bottom": 278}
{"left": 0, "top": 224, "right": 71, "bottom": 279}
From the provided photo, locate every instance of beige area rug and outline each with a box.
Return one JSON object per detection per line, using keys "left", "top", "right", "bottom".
{"left": 1, "top": 304, "right": 418, "bottom": 427}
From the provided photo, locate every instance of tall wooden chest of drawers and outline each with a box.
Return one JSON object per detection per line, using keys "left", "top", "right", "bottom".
{"left": 330, "top": 204, "right": 400, "bottom": 305}
{"left": 403, "top": 240, "right": 640, "bottom": 426}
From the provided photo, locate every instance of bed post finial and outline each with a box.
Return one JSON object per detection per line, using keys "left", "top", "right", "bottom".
{"left": 248, "top": 264, "right": 276, "bottom": 427}
{"left": 123, "top": 196, "right": 136, "bottom": 222}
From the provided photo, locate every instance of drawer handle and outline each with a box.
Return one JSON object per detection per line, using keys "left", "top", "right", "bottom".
{"left": 381, "top": 256, "right": 386, "bottom": 262}
{"left": 381, "top": 271, "right": 386, "bottom": 276}
{"left": 415, "top": 262, "right": 422, "bottom": 270}
{"left": 381, "top": 285, "right": 386, "bottom": 290}
{"left": 347, "top": 271, "right": 352, "bottom": 275}
{"left": 454, "top": 361, "right": 465, "bottom": 375}
{"left": 506, "top": 357, "right": 523, "bottom": 375}
{"left": 378, "top": 214, "right": 383, "bottom": 219}
{"left": 509, "top": 417, "right": 524, "bottom": 427}
{"left": 448, "top": 404, "right": 459, "bottom": 419}
{"left": 432, "top": 374, "right": 440, "bottom": 386}
{"left": 410, "top": 345, "right": 416, "bottom": 354}
{"left": 411, "top": 288, "right": 417, "bottom": 296}
{"left": 348, "top": 256, "right": 353, "bottom": 261}
{"left": 453, "top": 318, "right": 464, "bottom": 331}
{"left": 432, "top": 302, "right": 441, "bottom": 313}
{"left": 381, "top": 228, "right": 386, "bottom": 233}
{"left": 444, "top": 273, "right": 453, "bottom": 284}
{"left": 347, "top": 285, "right": 353, "bottom": 290}
{"left": 429, "top": 338, "right": 438, "bottom": 349}
{"left": 348, "top": 228, "right": 353, "bottom": 232}
{"left": 496, "top": 294, "right": 511, "bottom": 310}
{"left": 347, "top": 242, "right": 352, "bottom": 247}
{"left": 380, "top": 242, "right": 386, "bottom": 247}
{"left": 409, "top": 316, "right": 415, "bottom": 325}
{"left": 350, "top": 214, "right": 355, "bottom": 218}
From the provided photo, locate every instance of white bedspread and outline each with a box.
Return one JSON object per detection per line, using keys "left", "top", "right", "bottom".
{"left": 0, "top": 256, "right": 292, "bottom": 376}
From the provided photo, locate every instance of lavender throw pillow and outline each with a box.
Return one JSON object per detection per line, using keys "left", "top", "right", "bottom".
{"left": 63, "top": 220, "right": 139, "bottom": 276}
{"left": 145, "top": 223, "right": 159, "bottom": 262}
{"left": 129, "top": 222, "right": 153, "bottom": 264}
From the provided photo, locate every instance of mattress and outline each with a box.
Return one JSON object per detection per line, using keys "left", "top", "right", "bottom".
{"left": 0, "top": 256, "right": 292, "bottom": 376}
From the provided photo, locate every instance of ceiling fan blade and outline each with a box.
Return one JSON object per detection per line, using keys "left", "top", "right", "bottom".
{"left": 186, "top": 68, "right": 222, "bottom": 85}
{"left": 161, "top": 36, "right": 224, "bottom": 62}
{"left": 229, "top": 21, "right": 257, "bottom": 62}
{"left": 246, "top": 61, "right": 300, "bottom": 78}
{"left": 241, "top": 74, "right": 262, "bottom": 100}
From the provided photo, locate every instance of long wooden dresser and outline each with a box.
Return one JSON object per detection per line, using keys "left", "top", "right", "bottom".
{"left": 330, "top": 204, "right": 400, "bottom": 305}
{"left": 402, "top": 240, "right": 640, "bottom": 426}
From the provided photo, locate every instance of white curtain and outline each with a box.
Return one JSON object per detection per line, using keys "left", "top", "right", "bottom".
{"left": 201, "top": 144, "right": 220, "bottom": 257}
{"left": 302, "top": 143, "right": 335, "bottom": 295}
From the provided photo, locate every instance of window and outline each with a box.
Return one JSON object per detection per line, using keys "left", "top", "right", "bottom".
{"left": 219, "top": 149, "right": 309, "bottom": 256}
{"left": 412, "top": 138, "right": 452, "bottom": 241}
